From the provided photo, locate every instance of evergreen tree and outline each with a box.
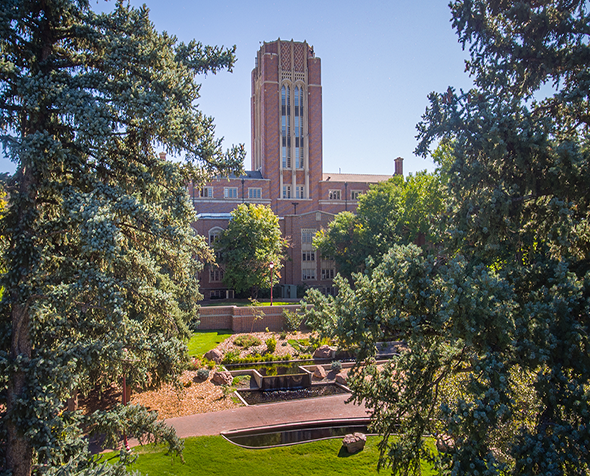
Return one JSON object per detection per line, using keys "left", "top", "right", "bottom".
{"left": 0, "top": 0, "right": 243, "bottom": 474}
{"left": 215, "top": 204, "right": 288, "bottom": 298}
{"left": 305, "top": 1, "right": 589, "bottom": 474}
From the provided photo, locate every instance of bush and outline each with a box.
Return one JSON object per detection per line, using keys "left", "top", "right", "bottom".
{"left": 279, "top": 331, "right": 287, "bottom": 340}
{"left": 197, "top": 368, "right": 210, "bottom": 380}
{"left": 186, "top": 358, "right": 200, "bottom": 371}
{"left": 283, "top": 309, "right": 304, "bottom": 332}
{"left": 266, "top": 337, "right": 277, "bottom": 353}
{"left": 234, "top": 335, "right": 262, "bottom": 348}
{"left": 222, "top": 349, "right": 240, "bottom": 364}
{"left": 331, "top": 360, "right": 343, "bottom": 372}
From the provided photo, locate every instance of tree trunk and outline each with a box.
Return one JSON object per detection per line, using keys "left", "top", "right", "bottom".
{"left": 6, "top": 302, "right": 33, "bottom": 476}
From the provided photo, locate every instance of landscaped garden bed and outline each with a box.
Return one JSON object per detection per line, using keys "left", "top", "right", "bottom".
{"left": 129, "top": 330, "right": 324, "bottom": 419}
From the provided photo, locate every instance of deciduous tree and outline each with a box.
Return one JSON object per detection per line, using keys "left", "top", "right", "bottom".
{"left": 215, "top": 204, "right": 288, "bottom": 298}
{"left": 313, "top": 171, "right": 446, "bottom": 279}
{"left": 0, "top": 0, "right": 243, "bottom": 474}
{"left": 305, "top": 1, "right": 590, "bottom": 474}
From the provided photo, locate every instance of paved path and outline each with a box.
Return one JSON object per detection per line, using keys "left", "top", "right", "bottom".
{"left": 165, "top": 394, "right": 370, "bottom": 439}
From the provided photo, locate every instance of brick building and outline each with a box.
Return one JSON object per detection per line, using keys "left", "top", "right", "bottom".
{"left": 190, "top": 39, "right": 402, "bottom": 299}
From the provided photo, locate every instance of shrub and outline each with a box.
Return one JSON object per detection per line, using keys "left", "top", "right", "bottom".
{"left": 279, "top": 331, "right": 287, "bottom": 340}
{"left": 234, "top": 334, "right": 262, "bottom": 348}
{"left": 283, "top": 309, "right": 304, "bottom": 332}
{"left": 197, "top": 368, "right": 210, "bottom": 380}
{"left": 266, "top": 337, "right": 277, "bottom": 353}
{"left": 331, "top": 360, "right": 343, "bottom": 372}
{"left": 222, "top": 349, "right": 240, "bottom": 364}
{"left": 186, "top": 358, "right": 200, "bottom": 371}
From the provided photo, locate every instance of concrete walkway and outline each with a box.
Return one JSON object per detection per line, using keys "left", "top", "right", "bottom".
{"left": 165, "top": 393, "right": 370, "bottom": 439}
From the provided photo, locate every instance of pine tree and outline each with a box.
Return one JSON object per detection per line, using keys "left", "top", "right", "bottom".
{"left": 305, "top": 1, "right": 589, "bottom": 474}
{"left": 0, "top": 0, "right": 243, "bottom": 474}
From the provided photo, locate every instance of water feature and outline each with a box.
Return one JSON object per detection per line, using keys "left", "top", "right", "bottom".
{"left": 225, "top": 361, "right": 314, "bottom": 376}
{"left": 222, "top": 418, "right": 371, "bottom": 448}
{"left": 236, "top": 383, "right": 347, "bottom": 405}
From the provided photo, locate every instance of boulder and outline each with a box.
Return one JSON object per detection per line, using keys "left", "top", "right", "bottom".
{"left": 313, "top": 345, "right": 334, "bottom": 359}
{"left": 342, "top": 432, "right": 366, "bottom": 454}
{"left": 211, "top": 371, "right": 233, "bottom": 386}
{"left": 335, "top": 373, "right": 348, "bottom": 386}
{"left": 313, "top": 365, "right": 327, "bottom": 379}
{"left": 436, "top": 435, "right": 455, "bottom": 453}
{"left": 204, "top": 348, "right": 223, "bottom": 364}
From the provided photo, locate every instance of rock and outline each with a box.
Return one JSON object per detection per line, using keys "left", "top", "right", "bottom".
{"left": 204, "top": 348, "right": 223, "bottom": 364}
{"left": 211, "top": 371, "right": 233, "bottom": 386}
{"left": 335, "top": 373, "right": 347, "bottom": 386}
{"left": 313, "top": 345, "right": 334, "bottom": 359}
{"left": 313, "top": 366, "right": 327, "bottom": 379}
{"left": 436, "top": 435, "right": 455, "bottom": 453}
{"left": 342, "top": 432, "right": 366, "bottom": 453}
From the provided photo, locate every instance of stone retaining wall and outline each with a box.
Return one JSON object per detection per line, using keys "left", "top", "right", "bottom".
{"left": 197, "top": 305, "right": 303, "bottom": 333}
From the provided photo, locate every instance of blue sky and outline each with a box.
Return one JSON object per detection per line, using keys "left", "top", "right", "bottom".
{"left": 1, "top": 0, "right": 474, "bottom": 176}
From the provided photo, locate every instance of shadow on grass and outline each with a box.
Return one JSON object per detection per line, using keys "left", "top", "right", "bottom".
{"left": 337, "top": 445, "right": 357, "bottom": 458}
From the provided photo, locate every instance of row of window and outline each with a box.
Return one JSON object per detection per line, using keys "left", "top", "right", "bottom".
{"left": 197, "top": 187, "right": 262, "bottom": 200}
{"left": 328, "top": 190, "right": 362, "bottom": 200}
{"left": 196, "top": 187, "right": 363, "bottom": 201}
{"left": 282, "top": 185, "right": 306, "bottom": 199}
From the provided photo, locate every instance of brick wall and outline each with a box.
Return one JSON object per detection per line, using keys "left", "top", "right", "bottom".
{"left": 197, "top": 305, "right": 303, "bottom": 332}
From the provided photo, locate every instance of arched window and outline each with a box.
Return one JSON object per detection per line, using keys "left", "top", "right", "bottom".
{"left": 294, "top": 85, "right": 304, "bottom": 168}
{"left": 281, "top": 84, "right": 291, "bottom": 169}
{"left": 208, "top": 227, "right": 224, "bottom": 245}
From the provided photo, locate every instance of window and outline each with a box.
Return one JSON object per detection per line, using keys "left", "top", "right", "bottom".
{"left": 321, "top": 258, "right": 336, "bottom": 280}
{"left": 301, "top": 229, "right": 316, "bottom": 245}
{"left": 351, "top": 190, "right": 362, "bottom": 200}
{"left": 209, "top": 268, "right": 224, "bottom": 282}
{"left": 283, "top": 185, "right": 291, "bottom": 199}
{"left": 248, "top": 188, "right": 262, "bottom": 199}
{"left": 199, "top": 187, "right": 213, "bottom": 198}
{"left": 302, "top": 251, "right": 315, "bottom": 261}
{"left": 208, "top": 227, "right": 223, "bottom": 245}
{"left": 294, "top": 86, "right": 304, "bottom": 169}
{"left": 210, "top": 289, "right": 227, "bottom": 299}
{"left": 329, "top": 190, "right": 341, "bottom": 200}
{"left": 224, "top": 187, "right": 237, "bottom": 199}
{"left": 302, "top": 268, "right": 316, "bottom": 280}
{"left": 296, "top": 185, "right": 305, "bottom": 199}
{"left": 281, "top": 84, "right": 291, "bottom": 169}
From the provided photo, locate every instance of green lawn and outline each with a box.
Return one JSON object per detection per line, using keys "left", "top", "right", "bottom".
{"left": 102, "top": 435, "right": 436, "bottom": 476}
{"left": 201, "top": 300, "right": 295, "bottom": 307}
{"left": 187, "top": 330, "right": 233, "bottom": 356}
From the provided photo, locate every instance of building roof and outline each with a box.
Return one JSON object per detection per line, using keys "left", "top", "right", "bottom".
{"left": 321, "top": 173, "right": 394, "bottom": 183}
{"left": 217, "top": 170, "right": 264, "bottom": 180}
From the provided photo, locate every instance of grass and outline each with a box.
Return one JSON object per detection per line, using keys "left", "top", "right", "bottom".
{"left": 187, "top": 330, "right": 233, "bottom": 356}
{"left": 102, "top": 435, "right": 437, "bottom": 476}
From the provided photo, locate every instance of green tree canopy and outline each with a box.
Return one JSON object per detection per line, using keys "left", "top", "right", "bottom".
{"left": 215, "top": 204, "right": 288, "bottom": 297}
{"left": 313, "top": 171, "right": 446, "bottom": 279}
{"left": 0, "top": 0, "right": 243, "bottom": 474}
{"left": 305, "top": 1, "right": 590, "bottom": 475}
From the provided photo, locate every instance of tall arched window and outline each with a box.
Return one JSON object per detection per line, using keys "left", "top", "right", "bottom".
{"left": 294, "top": 85, "right": 304, "bottom": 168}
{"left": 281, "top": 84, "right": 291, "bottom": 169}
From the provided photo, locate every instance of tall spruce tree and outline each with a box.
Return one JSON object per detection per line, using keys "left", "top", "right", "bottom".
{"left": 305, "top": 1, "right": 589, "bottom": 475}
{"left": 0, "top": 0, "right": 243, "bottom": 474}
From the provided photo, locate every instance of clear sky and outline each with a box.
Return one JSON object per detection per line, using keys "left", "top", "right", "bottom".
{"left": 0, "top": 0, "right": 475, "bottom": 176}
